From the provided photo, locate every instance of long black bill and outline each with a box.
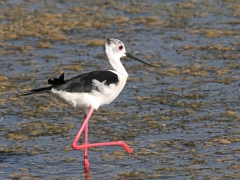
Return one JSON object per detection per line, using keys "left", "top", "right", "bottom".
{"left": 125, "top": 53, "right": 153, "bottom": 67}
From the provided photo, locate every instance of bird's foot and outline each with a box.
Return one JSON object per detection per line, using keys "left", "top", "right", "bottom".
{"left": 119, "top": 141, "right": 134, "bottom": 154}
{"left": 84, "top": 158, "right": 90, "bottom": 170}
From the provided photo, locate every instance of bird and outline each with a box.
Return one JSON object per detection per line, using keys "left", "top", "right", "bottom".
{"left": 21, "top": 37, "right": 153, "bottom": 171}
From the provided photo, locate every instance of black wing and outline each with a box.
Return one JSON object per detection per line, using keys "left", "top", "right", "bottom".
{"left": 20, "top": 71, "right": 119, "bottom": 96}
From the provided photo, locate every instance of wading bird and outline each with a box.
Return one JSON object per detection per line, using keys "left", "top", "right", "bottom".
{"left": 21, "top": 37, "right": 152, "bottom": 171}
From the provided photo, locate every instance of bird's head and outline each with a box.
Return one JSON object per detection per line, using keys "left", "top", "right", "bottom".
{"left": 104, "top": 37, "right": 126, "bottom": 59}
{"left": 104, "top": 37, "right": 153, "bottom": 66}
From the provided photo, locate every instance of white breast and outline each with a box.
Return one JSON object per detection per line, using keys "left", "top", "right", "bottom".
{"left": 99, "top": 70, "right": 127, "bottom": 106}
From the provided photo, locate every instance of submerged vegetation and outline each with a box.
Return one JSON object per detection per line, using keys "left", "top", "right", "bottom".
{"left": 1, "top": 0, "right": 240, "bottom": 179}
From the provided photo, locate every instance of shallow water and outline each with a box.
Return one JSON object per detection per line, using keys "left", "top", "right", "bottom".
{"left": 1, "top": 0, "right": 240, "bottom": 179}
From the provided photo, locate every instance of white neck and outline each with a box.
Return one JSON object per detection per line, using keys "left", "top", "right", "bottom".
{"left": 107, "top": 55, "right": 129, "bottom": 78}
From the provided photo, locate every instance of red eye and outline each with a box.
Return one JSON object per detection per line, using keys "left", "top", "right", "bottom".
{"left": 119, "top": 45, "right": 123, "bottom": 50}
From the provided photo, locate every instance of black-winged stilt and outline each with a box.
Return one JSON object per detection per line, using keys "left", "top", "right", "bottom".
{"left": 21, "top": 37, "right": 152, "bottom": 171}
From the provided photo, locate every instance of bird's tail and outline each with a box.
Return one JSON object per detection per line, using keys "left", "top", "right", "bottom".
{"left": 19, "top": 73, "right": 65, "bottom": 96}
{"left": 19, "top": 86, "right": 53, "bottom": 96}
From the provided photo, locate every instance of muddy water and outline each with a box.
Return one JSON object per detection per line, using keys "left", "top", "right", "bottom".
{"left": 1, "top": 0, "right": 240, "bottom": 179}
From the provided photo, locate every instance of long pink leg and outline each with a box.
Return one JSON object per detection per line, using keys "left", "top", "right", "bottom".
{"left": 72, "top": 107, "right": 94, "bottom": 149}
{"left": 71, "top": 107, "right": 134, "bottom": 169}
{"left": 84, "top": 119, "right": 89, "bottom": 171}
{"left": 72, "top": 108, "right": 93, "bottom": 170}
{"left": 74, "top": 141, "right": 133, "bottom": 154}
